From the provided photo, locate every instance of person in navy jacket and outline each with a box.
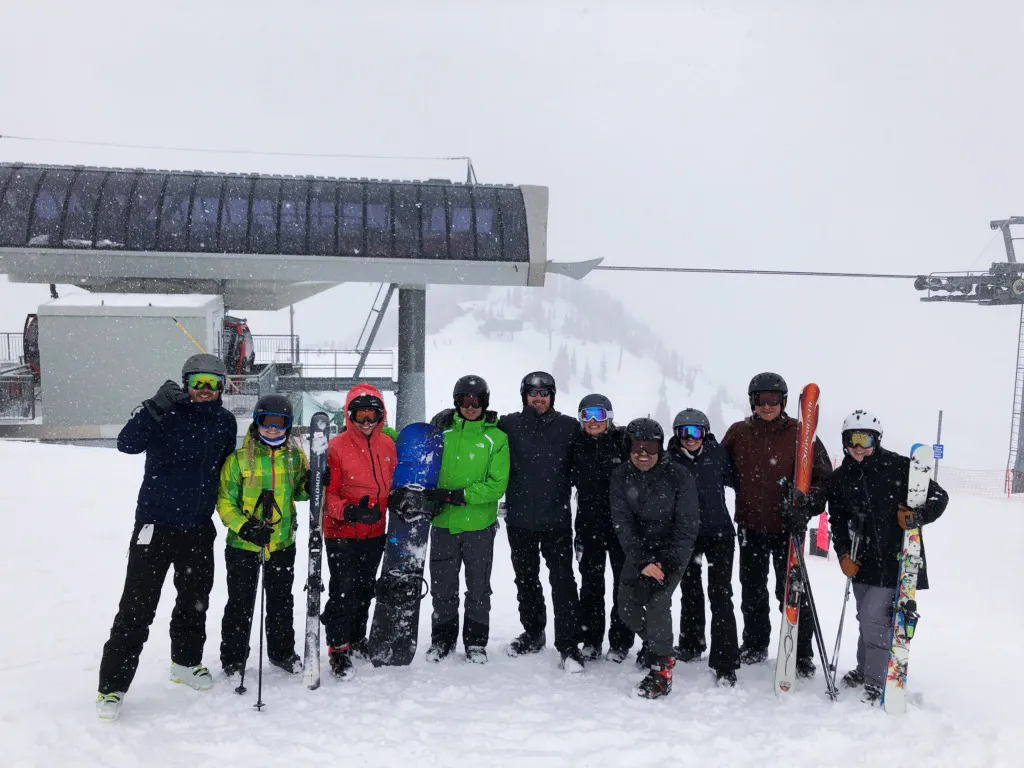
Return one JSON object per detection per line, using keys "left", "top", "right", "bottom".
{"left": 96, "top": 353, "right": 237, "bottom": 721}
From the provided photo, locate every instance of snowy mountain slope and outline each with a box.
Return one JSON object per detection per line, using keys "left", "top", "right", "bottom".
{"left": 0, "top": 441, "right": 1018, "bottom": 767}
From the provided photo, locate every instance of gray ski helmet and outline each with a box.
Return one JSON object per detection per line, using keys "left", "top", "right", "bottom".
{"left": 673, "top": 408, "right": 710, "bottom": 432}
{"left": 453, "top": 375, "right": 490, "bottom": 409}
{"left": 253, "top": 393, "right": 294, "bottom": 430}
{"left": 625, "top": 417, "right": 664, "bottom": 445}
{"left": 748, "top": 371, "right": 788, "bottom": 410}
{"left": 521, "top": 370, "right": 556, "bottom": 406}
{"left": 182, "top": 353, "right": 227, "bottom": 380}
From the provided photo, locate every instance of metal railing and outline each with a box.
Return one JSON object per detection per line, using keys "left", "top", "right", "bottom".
{"left": 292, "top": 348, "right": 395, "bottom": 378}
{"left": 0, "top": 333, "right": 24, "bottom": 363}
{"left": 252, "top": 334, "right": 300, "bottom": 365}
{"left": 0, "top": 365, "right": 36, "bottom": 419}
{"left": 222, "top": 363, "right": 279, "bottom": 419}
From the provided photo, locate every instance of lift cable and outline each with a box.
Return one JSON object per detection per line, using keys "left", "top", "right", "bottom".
{"left": 592, "top": 265, "right": 918, "bottom": 279}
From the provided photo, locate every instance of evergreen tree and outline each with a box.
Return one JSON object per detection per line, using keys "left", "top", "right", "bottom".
{"left": 581, "top": 360, "right": 592, "bottom": 388}
{"left": 655, "top": 379, "right": 671, "bottom": 432}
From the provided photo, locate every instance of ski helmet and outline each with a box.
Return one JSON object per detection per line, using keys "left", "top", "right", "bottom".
{"left": 748, "top": 372, "right": 788, "bottom": 411}
{"left": 182, "top": 353, "right": 227, "bottom": 380}
{"left": 625, "top": 417, "right": 665, "bottom": 445}
{"left": 348, "top": 393, "right": 385, "bottom": 422}
{"left": 578, "top": 393, "right": 613, "bottom": 411}
{"left": 453, "top": 375, "right": 490, "bottom": 409}
{"left": 672, "top": 408, "right": 711, "bottom": 432}
{"left": 520, "top": 371, "right": 556, "bottom": 406}
{"left": 253, "top": 393, "right": 293, "bottom": 423}
{"left": 842, "top": 410, "right": 883, "bottom": 438}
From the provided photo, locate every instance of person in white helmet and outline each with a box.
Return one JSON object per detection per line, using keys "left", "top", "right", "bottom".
{"left": 826, "top": 410, "right": 948, "bottom": 704}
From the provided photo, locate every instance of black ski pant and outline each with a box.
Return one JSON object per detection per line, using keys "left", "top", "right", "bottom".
{"left": 98, "top": 520, "right": 216, "bottom": 694}
{"left": 429, "top": 523, "right": 496, "bottom": 650}
{"left": 618, "top": 561, "right": 682, "bottom": 665}
{"left": 679, "top": 533, "right": 740, "bottom": 673}
{"left": 576, "top": 527, "right": 633, "bottom": 654}
{"left": 738, "top": 528, "right": 813, "bottom": 660}
{"left": 506, "top": 524, "right": 580, "bottom": 654}
{"left": 321, "top": 536, "right": 385, "bottom": 648}
{"left": 220, "top": 544, "right": 297, "bottom": 671}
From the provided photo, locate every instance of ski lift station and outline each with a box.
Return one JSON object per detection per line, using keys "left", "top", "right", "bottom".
{"left": 0, "top": 162, "right": 600, "bottom": 436}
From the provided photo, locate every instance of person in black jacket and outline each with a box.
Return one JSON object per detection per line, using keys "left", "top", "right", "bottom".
{"left": 827, "top": 410, "right": 948, "bottom": 704}
{"left": 96, "top": 354, "right": 237, "bottom": 722}
{"left": 665, "top": 408, "right": 740, "bottom": 686}
{"left": 569, "top": 393, "right": 633, "bottom": 663}
{"left": 498, "top": 371, "right": 584, "bottom": 672}
{"left": 611, "top": 418, "right": 700, "bottom": 699}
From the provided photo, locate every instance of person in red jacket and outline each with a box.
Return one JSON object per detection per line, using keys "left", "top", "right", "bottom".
{"left": 320, "top": 384, "right": 397, "bottom": 680}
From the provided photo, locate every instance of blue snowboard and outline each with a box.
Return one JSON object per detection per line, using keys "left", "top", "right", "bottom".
{"left": 368, "top": 423, "right": 444, "bottom": 667}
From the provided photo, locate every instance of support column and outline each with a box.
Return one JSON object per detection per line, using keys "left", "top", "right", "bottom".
{"left": 396, "top": 286, "right": 426, "bottom": 429}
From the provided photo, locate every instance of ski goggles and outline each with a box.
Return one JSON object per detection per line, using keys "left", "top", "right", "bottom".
{"left": 352, "top": 408, "right": 382, "bottom": 425}
{"left": 752, "top": 392, "right": 783, "bottom": 407}
{"left": 526, "top": 388, "right": 552, "bottom": 398}
{"left": 676, "top": 425, "right": 706, "bottom": 441}
{"left": 844, "top": 430, "right": 878, "bottom": 449}
{"left": 187, "top": 372, "right": 225, "bottom": 391}
{"left": 256, "top": 412, "right": 291, "bottom": 431}
{"left": 457, "top": 395, "right": 484, "bottom": 409}
{"left": 579, "top": 406, "right": 611, "bottom": 423}
{"left": 630, "top": 439, "right": 660, "bottom": 456}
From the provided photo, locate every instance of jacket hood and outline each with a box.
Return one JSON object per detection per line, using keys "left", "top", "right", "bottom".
{"left": 344, "top": 383, "right": 388, "bottom": 434}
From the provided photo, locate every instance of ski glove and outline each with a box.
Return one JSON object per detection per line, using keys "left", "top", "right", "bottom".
{"left": 896, "top": 504, "right": 917, "bottom": 530}
{"left": 238, "top": 520, "right": 274, "bottom": 548}
{"left": 343, "top": 495, "right": 381, "bottom": 525}
{"left": 305, "top": 466, "right": 331, "bottom": 497}
{"left": 144, "top": 380, "right": 191, "bottom": 421}
{"left": 423, "top": 488, "right": 466, "bottom": 507}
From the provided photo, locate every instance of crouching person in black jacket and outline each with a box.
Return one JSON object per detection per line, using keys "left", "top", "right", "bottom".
{"left": 611, "top": 418, "right": 700, "bottom": 699}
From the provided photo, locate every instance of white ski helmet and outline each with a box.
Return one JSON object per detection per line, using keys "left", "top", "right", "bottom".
{"left": 842, "top": 410, "right": 883, "bottom": 437}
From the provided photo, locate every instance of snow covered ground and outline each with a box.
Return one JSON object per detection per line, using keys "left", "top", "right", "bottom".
{"left": 0, "top": 440, "right": 1019, "bottom": 767}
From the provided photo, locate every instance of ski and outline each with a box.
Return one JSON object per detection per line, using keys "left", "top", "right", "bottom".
{"left": 774, "top": 383, "right": 820, "bottom": 696}
{"left": 882, "top": 443, "right": 931, "bottom": 715}
{"left": 302, "top": 412, "right": 331, "bottom": 691}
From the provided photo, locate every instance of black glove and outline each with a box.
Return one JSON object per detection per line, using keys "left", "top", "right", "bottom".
{"left": 144, "top": 380, "right": 190, "bottom": 421}
{"left": 238, "top": 520, "right": 273, "bottom": 547}
{"left": 343, "top": 495, "right": 381, "bottom": 524}
{"left": 389, "top": 487, "right": 425, "bottom": 522}
{"left": 423, "top": 488, "right": 466, "bottom": 507}
{"left": 304, "top": 466, "right": 332, "bottom": 496}
{"left": 779, "top": 477, "right": 811, "bottom": 534}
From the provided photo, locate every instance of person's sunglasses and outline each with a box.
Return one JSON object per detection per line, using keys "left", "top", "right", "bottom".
{"left": 677, "top": 425, "right": 705, "bottom": 441}
{"left": 579, "top": 407, "right": 611, "bottom": 423}
{"left": 458, "top": 395, "right": 484, "bottom": 409}
{"left": 630, "top": 439, "right": 660, "bottom": 456}
{"left": 844, "top": 430, "right": 878, "bottom": 449}
{"left": 187, "top": 372, "right": 224, "bottom": 391}
{"left": 527, "top": 388, "right": 552, "bottom": 398}
{"left": 352, "top": 408, "right": 381, "bottom": 425}
{"left": 753, "top": 392, "right": 783, "bottom": 407}
{"left": 256, "top": 412, "right": 291, "bottom": 431}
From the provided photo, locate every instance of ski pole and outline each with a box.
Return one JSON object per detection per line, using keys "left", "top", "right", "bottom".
{"left": 828, "top": 529, "right": 863, "bottom": 688}
{"left": 254, "top": 545, "right": 266, "bottom": 712}
{"left": 171, "top": 317, "right": 206, "bottom": 353}
{"left": 793, "top": 532, "right": 840, "bottom": 701}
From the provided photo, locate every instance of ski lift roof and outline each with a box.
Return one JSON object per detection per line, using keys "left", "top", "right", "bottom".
{"left": 0, "top": 162, "right": 572, "bottom": 309}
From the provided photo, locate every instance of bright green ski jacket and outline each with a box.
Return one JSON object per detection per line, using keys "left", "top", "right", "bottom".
{"left": 217, "top": 430, "right": 310, "bottom": 553}
{"left": 431, "top": 410, "right": 510, "bottom": 534}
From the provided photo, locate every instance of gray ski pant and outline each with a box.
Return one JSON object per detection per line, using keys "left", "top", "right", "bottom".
{"left": 853, "top": 583, "right": 898, "bottom": 689}
{"left": 429, "top": 523, "right": 497, "bottom": 648}
{"left": 618, "top": 561, "right": 682, "bottom": 663}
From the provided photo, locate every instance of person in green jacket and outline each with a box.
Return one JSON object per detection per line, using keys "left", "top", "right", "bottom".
{"left": 425, "top": 375, "right": 510, "bottom": 664}
{"left": 216, "top": 394, "right": 311, "bottom": 677}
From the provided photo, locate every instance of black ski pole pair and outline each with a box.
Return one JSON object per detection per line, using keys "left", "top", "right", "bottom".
{"left": 826, "top": 511, "right": 867, "bottom": 691}
{"left": 791, "top": 529, "right": 840, "bottom": 701}
{"left": 235, "top": 489, "right": 280, "bottom": 712}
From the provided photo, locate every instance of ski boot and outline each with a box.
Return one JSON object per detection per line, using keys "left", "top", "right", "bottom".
{"left": 861, "top": 683, "right": 883, "bottom": 706}
{"left": 95, "top": 691, "right": 124, "bottom": 721}
{"left": 841, "top": 668, "right": 864, "bottom": 689}
{"left": 635, "top": 643, "right": 651, "bottom": 670}
{"left": 674, "top": 644, "right": 703, "bottom": 663}
{"left": 739, "top": 646, "right": 768, "bottom": 665}
{"left": 716, "top": 669, "right": 737, "bottom": 688}
{"left": 636, "top": 657, "right": 675, "bottom": 700}
{"left": 425, "top": 642, "right": 454, "bottom": 663}
{"left": 559, "top": 646, "right": 586, "bottom": 674}
{"left": 328, "top": 644, "right": 356, "bottom": 680}
{"left": 580, "top": 645, "right": 602, "bottom": 662}
{"left": 466, "top": 646, "right": 488, "bottom": 664}
{"left": 796, "top": 657, "right": 816, "bottom": 679}
{"left": 605, "top": 647, "right": 629, "bottom": 664}
{"left": 269, "top": 653, "right": 303, "bottom": 674}
{"left": 507, "top": 631, "right": 546, "bottom": 657}
{"left": 169, "top": 663, "right": 213, "bottom": 691}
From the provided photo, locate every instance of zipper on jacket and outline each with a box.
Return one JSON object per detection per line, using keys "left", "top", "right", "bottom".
{"left": 366, "top": 431, "right": 383, "bottom": 514}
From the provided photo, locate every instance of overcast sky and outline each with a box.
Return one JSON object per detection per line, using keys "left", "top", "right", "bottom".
{"left": 1, "top": 0, "right": 1022, "bottom": 469}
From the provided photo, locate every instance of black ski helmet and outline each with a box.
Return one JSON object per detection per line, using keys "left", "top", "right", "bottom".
{"left": 748, "top": 372, "right": 788, "bottom": 411}
{"left": 520, "top": 371, "right": 556, "bottom": 407}
{"left": 348, "top": 393, "right": 385, "bottom": 422}
{"left": 182, "top": 353, "right": 227, "bottom": 381}
{"left": 672, "top": 408, "right": 710, "bottom": 432}
{"left": 625, "top": 417, "right": 664, "bottom": 447}
{"left": 578, "top": 393, "right": 613, "bottom": 412}
{"left": 253, "top": 393, "right": 294, "bottom": 430}
{"left": 453, "top": 375, "right": 490, "bottom": 409}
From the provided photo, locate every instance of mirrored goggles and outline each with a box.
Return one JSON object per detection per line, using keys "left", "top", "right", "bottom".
{"left": 844, "top": 430, "right": 878, "bottom": 449}
{"left": 526, "top": 388, "right": 552, "bottom": 398}
{"left": 458, "top": 395, "right": 484, "bottom": 409}
{"left": 187, "top": 372, "right": 225, "bottom": 391}
{"left": 579, "top": 406, "right": 611, "bottom": 423}
{"left": 256, "top": 412, "right": 291, "bottom": 431}
{"left": 676, "top": 425, "right": 706, "bottom": 441}
{"left": 630, "top": 439, "right": 660, "bottom": 456}
{"left": 753, "top": 392, "right": 783, "bottom": 407}
{"left": 352, "top": 408, "right": 382, "bottom": 425}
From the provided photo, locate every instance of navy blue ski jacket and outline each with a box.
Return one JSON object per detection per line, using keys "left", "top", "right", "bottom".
{"left": 118, "top": 400, "right": 237, "bottom": 529}
{"left": 665, "top": 434, "right": 737, "bottom": 537}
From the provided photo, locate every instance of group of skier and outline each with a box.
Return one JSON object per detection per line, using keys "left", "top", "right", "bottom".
{"left": 95, "top": 354, "right": 948, "bottom": 719}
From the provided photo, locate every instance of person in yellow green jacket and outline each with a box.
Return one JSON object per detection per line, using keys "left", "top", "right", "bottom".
{"left": 216, "top": 394, "right": 311, "bottom": 677}
{"left": 424, "top": 375, "right": 510, "bottom": 664}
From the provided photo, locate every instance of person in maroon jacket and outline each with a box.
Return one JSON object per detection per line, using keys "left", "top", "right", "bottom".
{"left": 721, "top": 372, "right": 832, "bottom": 677}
